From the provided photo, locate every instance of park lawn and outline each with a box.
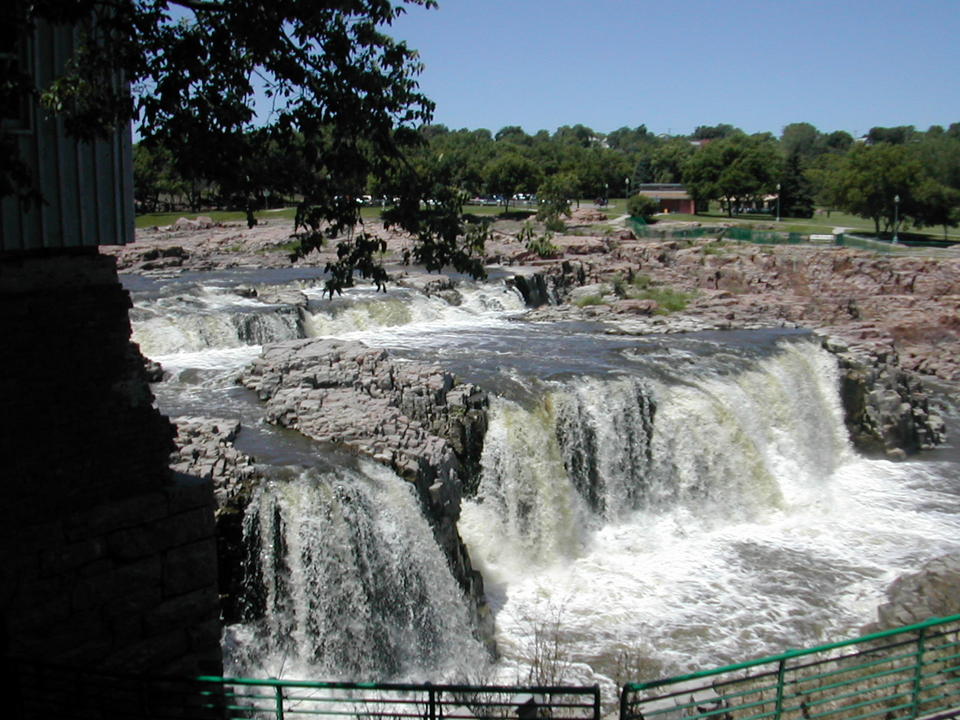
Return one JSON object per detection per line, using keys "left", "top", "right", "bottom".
{"left": 135, "top": 205, "right": 388, "bottom": 229}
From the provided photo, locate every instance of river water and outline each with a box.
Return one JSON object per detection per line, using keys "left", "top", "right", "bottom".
{"left": 124, "top": 268, "right": 960, "bottom": 691}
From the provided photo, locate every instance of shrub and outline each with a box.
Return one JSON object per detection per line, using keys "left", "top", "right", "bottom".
{"left": 627, "top": 194, "right": 660, "bottom": 222}
{"left": 519, "top": 221, "right": 559, "bottom": 258}
{"left": 574, "top": 294, "right": 604, "bottom": 307}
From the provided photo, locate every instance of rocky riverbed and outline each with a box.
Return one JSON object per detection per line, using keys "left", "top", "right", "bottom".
{"left": 110, "top": 213, "right": 960, "bottom": 649}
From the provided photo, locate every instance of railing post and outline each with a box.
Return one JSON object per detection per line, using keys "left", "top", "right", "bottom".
{"left": 775, "top": 657, "right": 787, "bottom": 720}
{"left": 911, "top": 627, "right": 927, "bottom": 719}
{"left": 275, "top": 684, "right": 285, "bottom": 720}
{"left": 593, "top": 684, "right": 601, "bottom": 720}
{"left": 427, "top": 682, "right": 436, "bottom": 720}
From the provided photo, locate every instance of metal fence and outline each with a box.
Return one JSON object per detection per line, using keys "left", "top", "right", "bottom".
{"left": 620, "top": 614, "right": 960, "bottom": 720}
{"left": 195, "top": 678, "right": 600, "bottom": 720}
{"left": 11, "top": 661, "right": 600, "bottom": 720}
{"left": 11, "top": 615, "right": 960, "bottom": 720}
{"left": 627, "top": 218, "right": 907, "bottom": 253}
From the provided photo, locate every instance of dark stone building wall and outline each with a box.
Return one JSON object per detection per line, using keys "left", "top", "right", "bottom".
{"left": 0, "top": 250, "right": 223, "bottom": 680}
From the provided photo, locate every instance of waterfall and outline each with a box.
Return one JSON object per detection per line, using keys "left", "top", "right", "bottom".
{"left": 122, "top": 262, "right": 960, "bottom": 687}
{"left": 460, "top": 337, "right": 900, "bottom": 679}
{"left": 225, "top": 461, "right": 488, "bottom": 682}
{"left": 465, "top": 339, "right": 852, "bottom": 565}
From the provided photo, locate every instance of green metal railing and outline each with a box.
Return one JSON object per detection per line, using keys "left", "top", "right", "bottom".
{"left": 192, "top": 677, "right": 601, "bottom": 720}
{"left": 12, "top": 660, "right": 600, "bottom": 720}
{"left": 621, "top": 614, "right": 960, "bottom": 720}
{"left": 11, "top": 616, "right": 960, "bottom": 719}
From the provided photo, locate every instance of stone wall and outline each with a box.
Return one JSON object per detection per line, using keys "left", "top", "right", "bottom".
{"left": 0, "top": 251, "right": 222, "bottom": 684}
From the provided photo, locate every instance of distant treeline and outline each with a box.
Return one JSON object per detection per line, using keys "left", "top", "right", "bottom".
{"left": 135, "top": 122, "right": 960, "bottom": 237}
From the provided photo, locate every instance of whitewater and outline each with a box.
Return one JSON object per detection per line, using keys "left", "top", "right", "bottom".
{"left": 125, "top": 270, "right": 960, "bottom": 690}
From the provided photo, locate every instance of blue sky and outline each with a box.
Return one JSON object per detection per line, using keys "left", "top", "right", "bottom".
{"left": 389, "top": 0, "right": 960, "bottom": 138}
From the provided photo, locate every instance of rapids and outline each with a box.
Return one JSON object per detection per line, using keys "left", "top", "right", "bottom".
{"left": 124, "top": 269, "right": 960, "bottom": 689}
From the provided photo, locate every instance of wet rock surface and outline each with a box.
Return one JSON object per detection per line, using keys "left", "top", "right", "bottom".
{"left": 236, "top": 338, "right": 494, "bottom": 645}
{"left": 865, "top": 554, "right": 960, "bottom": 632}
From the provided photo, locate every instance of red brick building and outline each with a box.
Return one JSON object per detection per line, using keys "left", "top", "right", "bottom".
{"left": 634, "top": 184, "right": 701, "bottom": 215}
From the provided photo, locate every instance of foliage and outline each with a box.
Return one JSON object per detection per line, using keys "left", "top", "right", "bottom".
{"left": 5, "top": 0, "right": 499, "bottom": 294}
{"left": 536, "top": 171, "right": 577, "bottom": 228}
{"left": 778, "top": 153, "right": 815, "bottom": 219}
{"left": 827, "top": 143, "right": 925, "bottom": 235}
{"left": 518, "top": 221, "right": 558, "bottom": 258}
{"left": 609, "top": 272, "right": 694, "bottom": 313}
{"left": 682, "top": 133, "right": 782, "bottom": 216}
{"left": 626, "top": 194, "right": 660, "bottom": 222}
{"left": 780, "top": 122, "right": 820, "bottom": 160}
{"left": 574, "top": 294, "right": 604, "bottom": 307}
{"left": 483, "top": 153, "right": 542, "bottom": 210}
{"left": 692, "top": 123, "right": 740, "bottom": 140}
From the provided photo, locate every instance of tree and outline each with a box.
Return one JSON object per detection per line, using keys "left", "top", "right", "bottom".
{"left": 495, "top": 125, "right": 530, "bottom": 144}
{"left": 483, "top": 153, "right": 541, "bottom": 211}
{"left": 830, "top": 143, "right": 925, "bottom": 235}
{"left": 650, "top": 138, "right": 695, "bottom": 183}
{"left": 912, "top": 179, "right": 960, "bottom": 240}
{"left": 133, "top": 142, "right": 186, "bottom": 212}
{"left": 682, "top": 134, "right": 782, "bottom": 216}
{"left": 778, "top": 153, "right": 815, "bottom": 218}
{"left": 780, "top": 122, "right": 820, "bottom": 160}
{"left": 4, "top": 0, "right": 489, "bottom": 294}
{"left": 691, "top": 123, "right": 740, "bottom": 140}
{"left": 817, "top": 130, "right": 854, "bottom": 154}
{"left": 867, "top": 125, "right": 916, "bottom": 145}
{"left": 536, "top": 171, "right": 578, "bottom": 229}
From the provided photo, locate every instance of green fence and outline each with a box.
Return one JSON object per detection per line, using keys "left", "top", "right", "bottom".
{"left": 627, "top": 218, "right": 905, "bottom": 253}
{"left": 196, "top": 678, "right": 601, "bottom": 720}
{"left": 12, "top": 661, "right": 601, "bottom": 720}
{"left": 621, "top": 614, "right": 960, "bottom": 720}
{"left": 11, "top": 616, "right": 960, "bottom": 719}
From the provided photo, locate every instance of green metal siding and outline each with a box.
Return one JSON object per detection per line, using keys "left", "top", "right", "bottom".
{"left": 0, "top": 20, "right": 134, "bottom": 253}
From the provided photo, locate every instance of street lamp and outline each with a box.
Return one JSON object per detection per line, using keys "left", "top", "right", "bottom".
{"left": 776, "top": 182, "right": 781, "bottom": 222}
{"left": 625, "top": 177, "right": 630, "bottom": 200}
{"left": 892, "top": 194, "right": 900, "bottom": 243}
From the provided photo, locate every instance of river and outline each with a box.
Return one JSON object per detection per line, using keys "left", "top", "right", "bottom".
{"left": 124, "top": 268, "right": 960, "bottom": 692}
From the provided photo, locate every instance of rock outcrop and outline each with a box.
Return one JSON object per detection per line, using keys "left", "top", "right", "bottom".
{"left": 822, "top": 337, "right": 945, "bottom": 458}
{"left": 170, "top": 417, "right": 264, "bottom": 623}
{"left": 237, "top": 338, "right": 494, "bottom": 648}
{"left": 865, "top": 554, "right": 960, "bottom": 632}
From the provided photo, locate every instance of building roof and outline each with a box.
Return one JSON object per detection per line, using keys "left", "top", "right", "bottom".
{"left": 635, "top": 184, "right": 692, "bottom": 200}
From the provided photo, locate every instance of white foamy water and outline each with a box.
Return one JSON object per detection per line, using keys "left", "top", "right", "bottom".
{"left": 460, "top": 340, "right": 960, "bottom": 688}
{"left": 225, "top": 461, "right": 488, "bottom": 682}
{"left": 125, "top": 272, "right": 960, "bottom": 688}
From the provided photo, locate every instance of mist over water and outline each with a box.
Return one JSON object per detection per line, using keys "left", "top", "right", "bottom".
{"left": 124, "top": 271, "right": 960, "bottom": 686}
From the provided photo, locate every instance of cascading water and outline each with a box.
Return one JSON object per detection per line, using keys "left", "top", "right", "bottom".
{"left": 224, "top": 461, "right": 487, "bottom": 681}
{"left": 123, "top": 269, "right": 960, "bottom": 690}
{"left": 459, "top": 337, "right": 960, "bottom": 687}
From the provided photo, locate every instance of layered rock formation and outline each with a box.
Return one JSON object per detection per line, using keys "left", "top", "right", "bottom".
{"left": 236, "top": 339, "right": 494, "bottom": 648}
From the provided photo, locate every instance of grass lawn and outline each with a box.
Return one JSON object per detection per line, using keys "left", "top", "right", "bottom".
{"left": 135, "top": 205, "right": 389, "bottom": 229}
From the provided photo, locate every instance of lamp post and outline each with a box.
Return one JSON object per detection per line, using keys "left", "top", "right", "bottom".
{"left": 892, "top": 194, "right": 900, "bottom": 243}
{"left": 776, "top": 182, "right": 781, "bottom": 222}
{"left": 625, "top": 177, "right": 630, "bottom": 200}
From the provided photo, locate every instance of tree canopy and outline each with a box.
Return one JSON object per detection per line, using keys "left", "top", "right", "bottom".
{"left": 3, "top": 0, "right": 496, "bottom": 294}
